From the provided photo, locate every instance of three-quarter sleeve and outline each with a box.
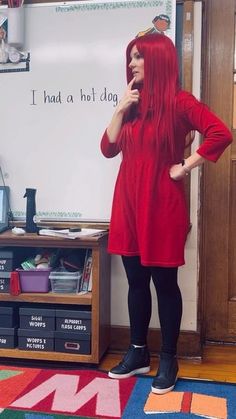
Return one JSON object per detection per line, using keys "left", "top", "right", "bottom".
{"left": 179, "top": 92, "right": 233, "bottom": 162}
{"left": 100, "top": 129, "right": 122, "bottom": 158}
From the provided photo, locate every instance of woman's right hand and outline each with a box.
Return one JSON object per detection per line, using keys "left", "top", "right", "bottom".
{"left": 106, "top": 78, "right": 140, "bottom": 143}
{"left": 116, "top": 77, "right": 140, "bottom": 114}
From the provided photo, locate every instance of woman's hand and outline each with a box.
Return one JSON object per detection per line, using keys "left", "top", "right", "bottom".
{"left": 169, "top": 163, "right": 187, "bottom": 181}
{"left": 106, "top": 78, "right": 140, "bottom": 143}
{"left": 116, "top": 77, "right": 140, "bottom": 114}
{"left": 169, "top": 154, "right": 205, "bottom": 180}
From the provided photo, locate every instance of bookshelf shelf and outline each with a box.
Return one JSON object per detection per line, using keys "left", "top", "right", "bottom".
{"left": 0, "top": 231, "right": 111, "bottom": 364}
{"left": 0, "top": 292, "right": 92, "bottom": 305}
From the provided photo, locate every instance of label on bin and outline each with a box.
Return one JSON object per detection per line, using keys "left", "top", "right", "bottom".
{"left": 56, "top": 317, "right": 91, "bottom": 333}
{"left": 0, "top": 277, "right": 10, "bottom": 292}
{"left": 0, "top": 258, "right": 12, "bottom": 272}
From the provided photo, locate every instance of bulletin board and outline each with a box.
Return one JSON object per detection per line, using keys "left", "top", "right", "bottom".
{"left": 0, "top": 0, "right": 176, "bottom": 221}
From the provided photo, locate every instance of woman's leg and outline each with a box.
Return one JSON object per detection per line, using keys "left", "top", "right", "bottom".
{"left": 108, "top": 256, "right": 151, "bottom": 379}
{"left": 150, "top": 266, "right": 182, "bottom": 394}
{"left": 151, "top": 266, "right": 182, "bottom": 355}
{"left": 122, "top": 255, "right": 152, "bottom": 345}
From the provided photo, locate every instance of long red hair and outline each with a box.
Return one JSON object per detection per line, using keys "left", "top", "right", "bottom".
{"left": 125, "top": 33, "right": 180, "bottom": 160}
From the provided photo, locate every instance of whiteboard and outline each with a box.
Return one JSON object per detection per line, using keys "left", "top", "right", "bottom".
{"left": 0, "top": 0, "right": 175, "bottom": 221}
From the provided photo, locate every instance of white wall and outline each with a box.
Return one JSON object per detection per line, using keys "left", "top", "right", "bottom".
{"left": 110, "top": 2, "right": 202, "bottom": 332}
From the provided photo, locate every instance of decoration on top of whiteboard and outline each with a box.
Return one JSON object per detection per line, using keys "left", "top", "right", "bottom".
{"left": 7, "top": 5, "right": 24, "bottom": 49}
{"left": 136, "top": 13, "right": 171, "bottom": 37}
{"left": 8, "top": 0, "right": 24, "bottom": 8}
{"left": 0, "top": 15, "right": 7, "bottom": 43}
{"left": 0, "top": 6, "right": 29, "bottom": 72}
{"left": 0, "top": 39, "right": 8, "bottom": 63}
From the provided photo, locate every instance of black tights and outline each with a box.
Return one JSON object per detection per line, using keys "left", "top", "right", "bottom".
{"left": 122, "top": 255, "right": 182, "bottom": 356}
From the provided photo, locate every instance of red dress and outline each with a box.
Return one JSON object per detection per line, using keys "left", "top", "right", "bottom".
{"left": 101, "top": 91, "right": 232, "bottom": 267}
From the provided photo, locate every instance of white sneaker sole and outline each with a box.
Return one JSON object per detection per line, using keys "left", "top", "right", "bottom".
{"left": 152, "top": 385, "right": 175, "bottom": 394}
{"left": 151, "top": 380, "right": 176, "bottom": 395}
{"left": 108, "top": 366, "right": 150, "bottom": 379}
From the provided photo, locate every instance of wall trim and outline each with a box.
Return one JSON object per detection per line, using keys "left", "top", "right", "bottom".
{"left": 109, "top": 326, "right": 202, "bottom": 358}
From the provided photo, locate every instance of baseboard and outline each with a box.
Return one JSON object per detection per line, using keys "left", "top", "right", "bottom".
{"left": 109, "top": 326, "right": 202, "bottom": 358}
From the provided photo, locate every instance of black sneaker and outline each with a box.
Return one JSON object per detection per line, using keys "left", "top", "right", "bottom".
{"left": 151, "top": 355, "right": 178, "bottom": 394}
{"left": 108, "top": 345, "right": 150, "bottom": 379}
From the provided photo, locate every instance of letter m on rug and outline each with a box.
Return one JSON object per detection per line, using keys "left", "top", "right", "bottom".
{"left": 11, "top": 373, "right": 121, "bottom": 417}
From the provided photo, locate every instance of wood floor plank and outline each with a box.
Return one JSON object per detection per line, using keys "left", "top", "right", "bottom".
{"left": 99, "top": 345, "right": 236, "bottom": 383}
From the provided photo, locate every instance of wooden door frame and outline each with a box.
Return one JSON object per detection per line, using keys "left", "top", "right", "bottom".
{"left": 199, "top": 0, "right": 234, "bottom": 343}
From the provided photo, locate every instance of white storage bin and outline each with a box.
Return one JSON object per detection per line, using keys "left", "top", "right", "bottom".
{"left": 49, "top": 269, "right": 82, "bottom": 293}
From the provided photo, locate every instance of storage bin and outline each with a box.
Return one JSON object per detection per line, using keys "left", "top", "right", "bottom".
{"left": 0, "top": 250, "right": 13, "bottom": 272}
{"left": 0, "top": 306, "right": 17, "bottom": 327}
{"left": 18, "top": 329, "right": 54, "bottom": 351}
{"left": 19, "top": 307, "right": 55, "bottom": 330}
{"left": 0, "top": 327, "right": 17, "bottom": 348}
{"left": 0, "top": 248, "right": 30, "bottom": 273}
{"left": 0, "top": 273, "right": 10, "bottom": 293}
{"left": 0, "top": 249, "right": 23, "bottom": 273}
{"left": 54, "top": 330, "right": 90, "bottom": 354}
{"left": 49, "top": 269, "right": 81, "bottom": 293}
{"left": 55, "top": 309, "right": 91, "bottom": 333}
{"left": 16, "top": 268, "right": 51, "bottom": 293}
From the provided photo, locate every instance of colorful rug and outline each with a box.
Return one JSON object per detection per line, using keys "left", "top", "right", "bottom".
{"left": 0, "top": 364, "right": 235, "bottom": 418}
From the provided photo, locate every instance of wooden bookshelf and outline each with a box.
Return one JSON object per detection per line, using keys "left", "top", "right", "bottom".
{"left": 0, "top": 230, "right": 111, "bottom": 364}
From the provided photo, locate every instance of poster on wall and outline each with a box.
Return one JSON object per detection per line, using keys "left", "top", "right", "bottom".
{"left": 0, "top": 0, "right": 176, "bottom": 221}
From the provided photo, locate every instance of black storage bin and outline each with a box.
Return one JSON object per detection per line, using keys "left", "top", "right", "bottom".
{"left": 0, "top": 248, "right": 28, "bottom": 273}
{"left": 54, "top": 331, "right": 90, "bottom": 354}
{"left": 0, "top": 327, "right": 17, "bottom": 348}
{"left": 0, "top": 250, "right": 14, "bottom": 272}
{"left": 0, "top": 306, "right": 17, "bottom": 327}
{"left": 19, "top": 307, "right": 55, "bottom": 331}
{"left": 0, "top": 273, "right": 10, "bottom": 293}
{"left": 55, "top": 309, "right": 91, "bottom": 333}
{"left": 18, "top": 329, "right": 54, "bottom": 351}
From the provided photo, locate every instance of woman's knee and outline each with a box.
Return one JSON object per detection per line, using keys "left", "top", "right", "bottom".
{"left": 151, "top": 267, "right": 179, "bottom": 294}
{"left": 122, "top": 256, "right": 151, "bottom": 288}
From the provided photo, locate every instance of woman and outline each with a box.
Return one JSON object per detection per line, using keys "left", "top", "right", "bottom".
{"left": 100, "top": 33, "right": 232, "bottom": 394}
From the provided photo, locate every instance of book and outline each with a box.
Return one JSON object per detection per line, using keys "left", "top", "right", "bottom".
{"left": 79, "top": 249, "right": 92, "bottom": 293}
{"left": 88, "top": 266, "right": 93, "bottom": 292}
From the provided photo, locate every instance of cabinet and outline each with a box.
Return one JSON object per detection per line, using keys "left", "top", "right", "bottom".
{"left": 0, "top": 230, "right": 111, "bottom": 364}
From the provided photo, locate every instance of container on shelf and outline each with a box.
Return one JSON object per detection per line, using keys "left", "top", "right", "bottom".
{"left": 55, "top": 309, "right": 91, "bottom": 333}
{"left": 16, "top": 268, "right": 51, "bottom": 293}
{"left": 0, "top": 248, "right": 25, "bottom": 272}
{"left": 54, "top": 330, "right": 90, "bottom": 354}
{"left": 18, "top": 329, "right": 54, "bottom": 351}
{"left": 19, "top": 307, "right": 55, "bottom": 330}
{"left": 0, "top": 273, "right": 11, "bottom": 293}
{"left": 0, "top": 327, "right": 17, "bottom": 348}
{"left": 49, "top": 269, "right": 82, "bottom": 293}
{"left": 0, "top": 306, "right": 18, "bottom": 327}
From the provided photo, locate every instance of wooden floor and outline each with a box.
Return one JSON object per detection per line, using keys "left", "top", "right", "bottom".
{"left": 99, "top": 344, "right": 236, "bottom": 383}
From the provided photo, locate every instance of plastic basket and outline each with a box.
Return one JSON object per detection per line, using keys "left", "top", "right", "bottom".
{"left": 49, "top": 270, "right": 82, "bottom": 293}
{"left": 17, "top": 268, "right": 51, "bottom": 293}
